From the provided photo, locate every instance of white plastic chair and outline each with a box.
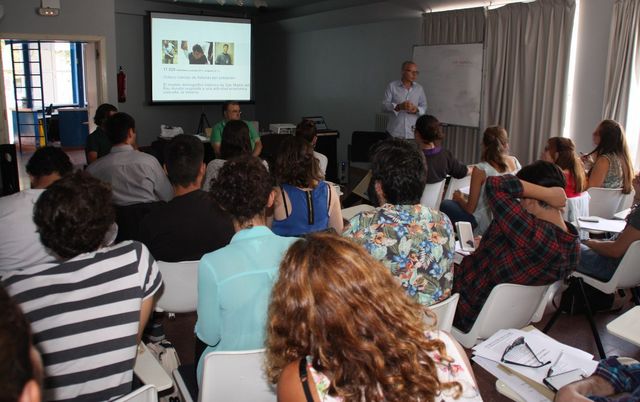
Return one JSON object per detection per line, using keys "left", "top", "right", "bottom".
{"left": 443, "top": 175, "right": 471, "bottom": 200}
{"left": 531, "top": 280, "right": 564, "bottom": 323}
{"left": 341, "top": 204, "right": 375, "bottom": 221}
{"left": 156, "top": 261, "right": 199, "bottom": 314}
{"left": 563, "top": 192, "right": 590, "bottom": 224}
{"left": 451, "top": 283, "right": 550, "bottom": 348}
{"left": 544, "top": 241, "right": 640, "bottom": 359}
{"left": 573, "top": 240, "right": 640, "bottom": 296}
{"left": 183, "top": 349, "right": 276, "bottom": 402}
{"left": 427, "top": 293, "right": 460, "bottom": 332}
{"left": 587, "top": 187, "right": 626, "bottom": 219}
{"left": 114, "top": 385, "right": 158, "bottom": 402}
{"left": 420, "top": 179, "right": 446, "bottom": 209}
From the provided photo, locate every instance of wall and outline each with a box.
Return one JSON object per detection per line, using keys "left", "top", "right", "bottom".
{"left": 255, "top": 12, "right": 423, "bottom": 167}
{"left": 114, "top": 0, "right": 257, "bottom": 146}
{"left": 567, "top": 0, "right": 614, "bottom": 153}
{"left": 0, "top": 0, "right": 118, "bottom": 102}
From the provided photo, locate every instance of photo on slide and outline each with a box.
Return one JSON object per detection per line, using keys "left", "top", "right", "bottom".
{"left": 188, "top": 42, "right": 209, "bottom": 64}
{"left": 161, "top": 40, "right": 178, "bottom": 64}
{"left": 214, "top": 42, "right": 234, "bottom": 65}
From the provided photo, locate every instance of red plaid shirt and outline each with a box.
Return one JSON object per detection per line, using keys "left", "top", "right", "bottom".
{"left": 452, "top": 174, "right": 580, "bottom": 333}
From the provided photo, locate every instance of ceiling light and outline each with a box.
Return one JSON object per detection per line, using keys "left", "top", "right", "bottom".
{"left": 37, "top": 0, "right": 60, "bottom": 16}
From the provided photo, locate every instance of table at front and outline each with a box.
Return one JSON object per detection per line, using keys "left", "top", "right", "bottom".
{"left": 606, "top": 305, "right": 640, "bottom": 347}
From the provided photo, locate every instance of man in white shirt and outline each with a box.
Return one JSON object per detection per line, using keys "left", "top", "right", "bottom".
{"left": 0, "top": 146, "right": 72, "bottom": 272}
{"left": 382, "top": 61, "right": 427, "bottom": 139}
{"left": 87, "top": 112, "right": 173, "bottom": 206}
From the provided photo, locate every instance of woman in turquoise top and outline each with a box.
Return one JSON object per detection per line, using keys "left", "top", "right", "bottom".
{"left": 271, "top": 136, "right": 343, "bottom": 236}
{"left": 195, "top": 155, "right": 297, "bottom": 385}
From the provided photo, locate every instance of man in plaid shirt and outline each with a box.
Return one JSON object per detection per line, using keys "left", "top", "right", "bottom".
{"left": 556, "top": 357, "right": 640, "bottom": 401}
{"left": 452, "top": 161, "right": 580, "bottom": 332}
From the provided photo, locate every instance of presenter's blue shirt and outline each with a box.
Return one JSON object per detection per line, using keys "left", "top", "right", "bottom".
{"left": 194, "top": 226, "right": 298, "bottom": 384}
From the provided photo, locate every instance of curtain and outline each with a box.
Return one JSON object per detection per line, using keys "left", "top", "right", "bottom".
{"left": 483, "top": 0, "right": 576, "bottom": 165}
{"left": 603, "top": 0, "right": 640, "bottom": 165}
{"left": 423, "top": 8, "right": 485, "bottom": 164}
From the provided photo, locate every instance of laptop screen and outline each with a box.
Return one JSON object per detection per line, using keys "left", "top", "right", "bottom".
{"left": 302, "top": 116, "right": 328, "bottom": 131}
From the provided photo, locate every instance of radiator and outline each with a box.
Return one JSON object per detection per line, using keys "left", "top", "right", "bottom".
{"left": 374, "top": 113, "right": 390, "bottom": 132}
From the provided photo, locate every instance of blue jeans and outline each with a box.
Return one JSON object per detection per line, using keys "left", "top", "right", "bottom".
{"left": 439, "top": 200, "right": 477, "bottom": 228}
{"left": 576, "top": 243, "right": 619, "bottom": 281}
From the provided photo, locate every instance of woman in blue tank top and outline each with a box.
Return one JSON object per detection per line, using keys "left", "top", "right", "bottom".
{"left": 272, "top": 136, "right": 343, "bottom": 237}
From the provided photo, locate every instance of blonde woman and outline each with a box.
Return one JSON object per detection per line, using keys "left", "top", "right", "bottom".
{"left": 440, "top": 126, "right": 521, "bottom": 235}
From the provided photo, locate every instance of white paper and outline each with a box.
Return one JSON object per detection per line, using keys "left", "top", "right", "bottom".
{"left": 577, "top": 217, "right": 626, "bottom": 233}
{"left": 473, "top": 328, "right": 598, "bottom": 386}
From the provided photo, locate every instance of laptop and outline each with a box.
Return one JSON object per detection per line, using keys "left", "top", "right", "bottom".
{"left": 302, "top": 116, "right": 331, "bottom": 132}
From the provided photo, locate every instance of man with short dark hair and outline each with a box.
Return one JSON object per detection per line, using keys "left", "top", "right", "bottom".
{"left": 210, "top": 101, "right": 262, "bottom": 157}
{"left": 0, "top": 146, "right": 72, "bottom": 272}
{"left": 344, "top": 139, "right": 455, "bottom": 306}
{"left": 215, "top": 43, "right": 232, "bottom": 65}
{"left": 2, "top": 172, "right": 162, "bottom": 401}
{"left": 453, "top": 161, "right": 580, "bottom": 332}
{"left": 87, "top": 112, "right": 173, "bottom": 205}
{"left": 139, "top": 135, "right": 234, "bottom": 262}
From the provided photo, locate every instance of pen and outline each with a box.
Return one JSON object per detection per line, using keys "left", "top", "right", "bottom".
{"left": 547, "top": 351, "right": 564, "bottom": 377}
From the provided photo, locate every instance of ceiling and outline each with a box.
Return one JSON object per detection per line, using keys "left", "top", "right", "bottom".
{"left": 150, "top": 0, "right": 530, "bottom": 16}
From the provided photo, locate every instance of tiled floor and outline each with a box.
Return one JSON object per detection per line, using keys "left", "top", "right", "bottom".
{"left": 164, "top": 296, "right": 640, "bottom": 401}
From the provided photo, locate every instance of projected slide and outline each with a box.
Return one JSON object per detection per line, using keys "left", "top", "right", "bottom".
{"left": 150, "top": 13, "right": 252, "bottom": 102}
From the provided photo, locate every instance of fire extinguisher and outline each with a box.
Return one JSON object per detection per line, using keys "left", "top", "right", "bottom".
{"left": 117, "top": 66, "right": 127, "bottom": 103}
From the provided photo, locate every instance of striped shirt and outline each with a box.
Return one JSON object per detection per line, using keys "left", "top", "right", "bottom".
{"left": 2, "top": 241, "right": 162, "bottom": 401}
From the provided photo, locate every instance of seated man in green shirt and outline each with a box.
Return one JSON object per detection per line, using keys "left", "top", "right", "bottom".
{"left": 210, "top": 101, "right": 262, "bottom": 157}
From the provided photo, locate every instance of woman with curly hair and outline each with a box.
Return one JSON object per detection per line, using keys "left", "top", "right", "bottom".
{"left": 440, "top": 125, "right": 521, "bottom": 235}
{"left": 195, "top": 155, "right": 298, "bottom": 385}
{"left": 266, "top": 232, "right": 481, "bottom": 402}
{"left": 582, "top": 119, "right": 634, "bottom": 193}
{"left": 272, "top": 136, "right": 343, "bottom": 236}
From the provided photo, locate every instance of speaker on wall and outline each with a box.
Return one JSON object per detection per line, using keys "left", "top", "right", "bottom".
{"left": 0, "top": 144, "right": 20, "bottom": 196}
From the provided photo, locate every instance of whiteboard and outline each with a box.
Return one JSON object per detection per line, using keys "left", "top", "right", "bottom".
{"left": 412, "top": 43, "right": 483, "bottom": 127}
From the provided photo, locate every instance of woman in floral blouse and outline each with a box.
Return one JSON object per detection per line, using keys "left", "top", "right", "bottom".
{"left": 343, "top": 138, "right": 455, "bottom": 306}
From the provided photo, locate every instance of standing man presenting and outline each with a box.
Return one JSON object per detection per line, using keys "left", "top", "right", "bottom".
{"left": 382, "top": 61, "right": 427, "bottom": 139}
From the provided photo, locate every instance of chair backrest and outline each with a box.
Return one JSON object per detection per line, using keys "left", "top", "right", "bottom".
{"left": 349, "top": 131, "right": 388, "bottom": 163}
{"left": 156, "top": 260, "right": 199, "bottom": 313}
{"left": 563, "top": 192, "right": 590, "bottom": 224}
{"left": 199, "top": 349, "right": 276, "bottom": 402}
{"left": 451, "top": 283, "right": 549, "bottom": 348}
{"left": 531, "top": 280, "right": 563, "bottom": 323}
{"left": 341, "top": 204, "right": 375, "bottom": 221}
{"left": 420, "top": 180, "right": 446, "bottom": 209}
{"left": 443, "top": 176, "right": 471, "bottom": 200}
{"left": 427, "top": 293, "right": 460, "bottom": 332}
{"left": 114, "top": 385, "right": 158, "bottom": 402}
{"left": 620, "top": 190, "right": 636, "bottom": 211}
{"left": 608, "top": 240, "right": 640, "bottom": 290}
{"left": 587, "top": 187, "right": 626, "bottom": 218}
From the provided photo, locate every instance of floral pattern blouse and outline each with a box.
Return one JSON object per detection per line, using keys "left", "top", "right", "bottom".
{"left": 305, "top": 331, "right": 482, "bottom": 401}
{"left": 343, "top": 204, "right": 455, "bottom": 306}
